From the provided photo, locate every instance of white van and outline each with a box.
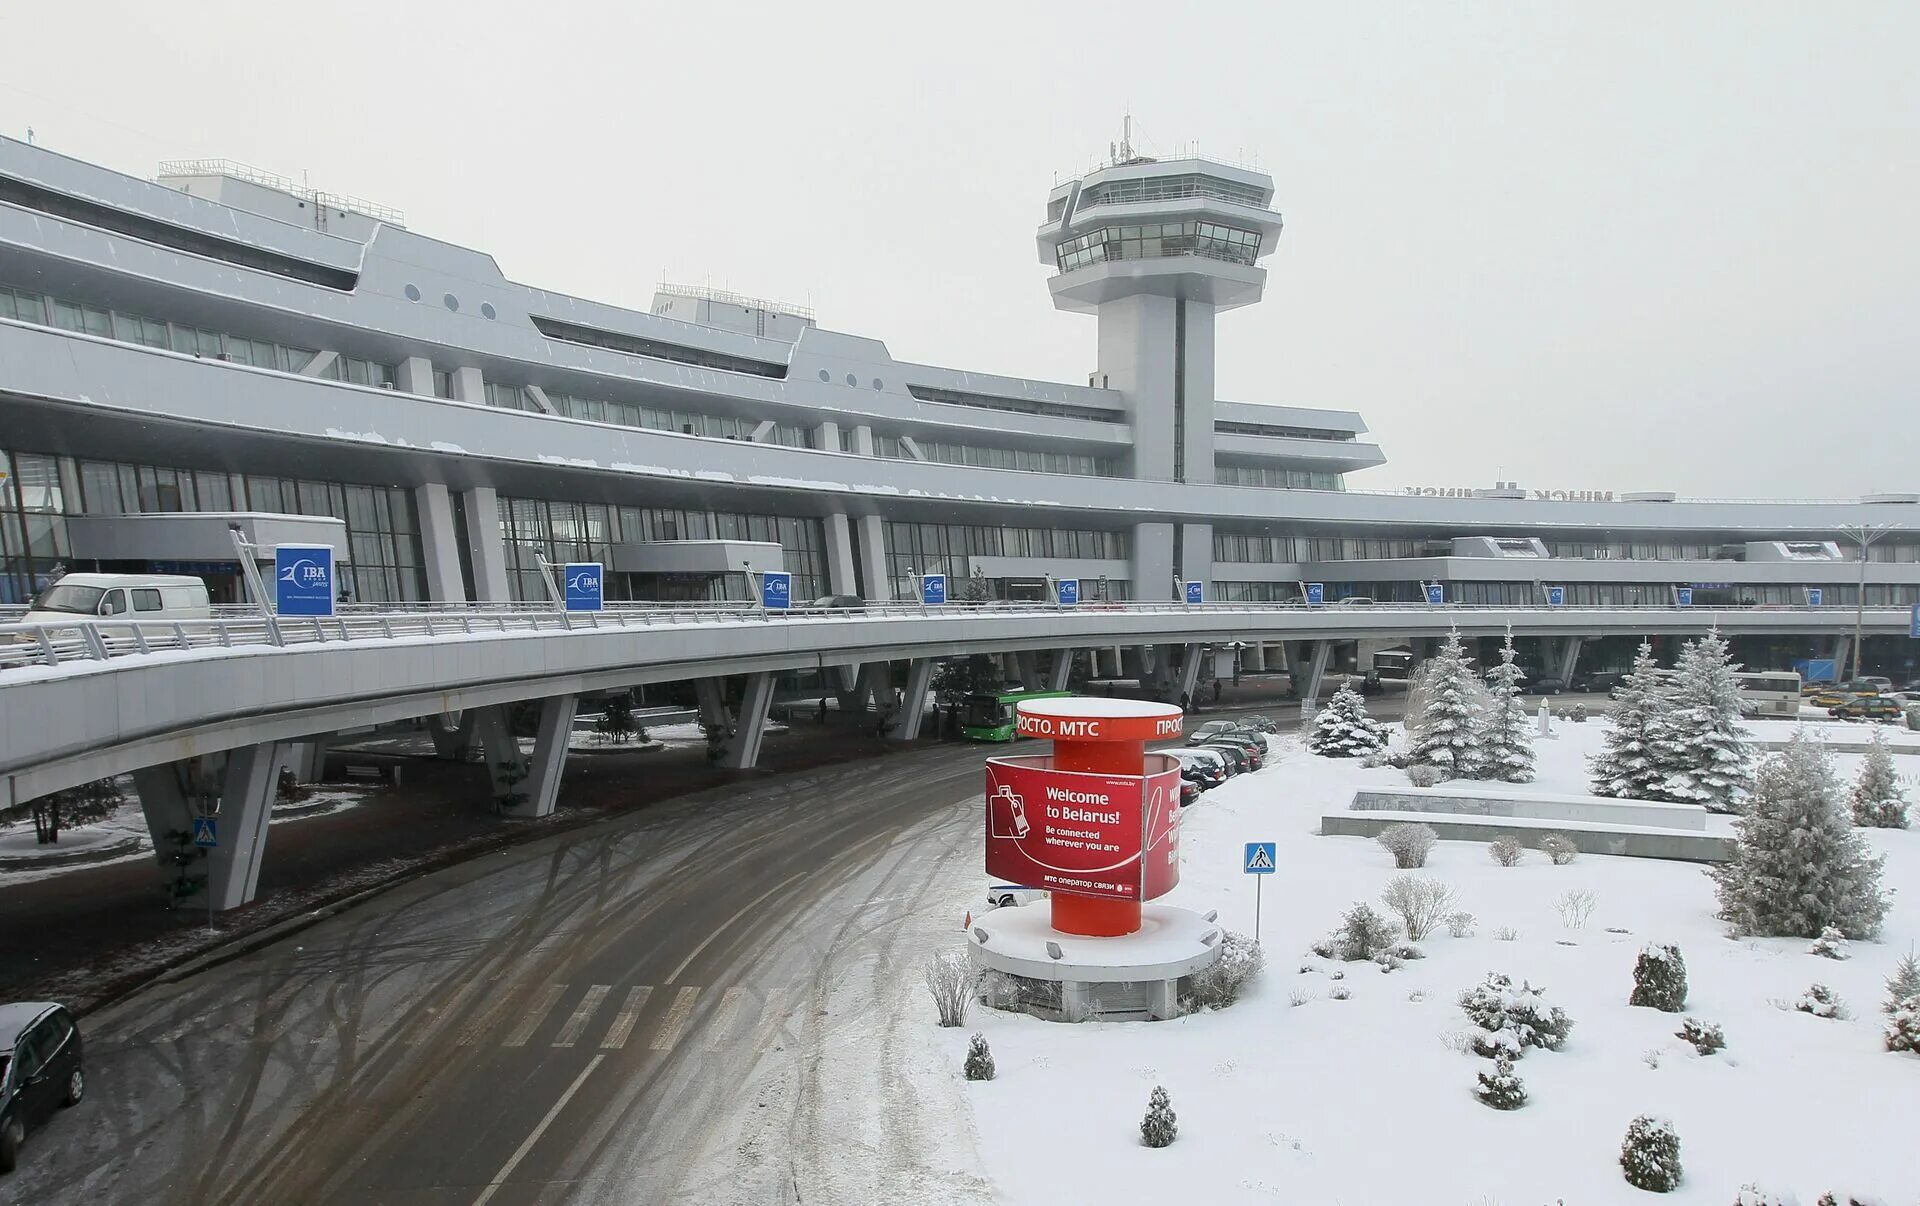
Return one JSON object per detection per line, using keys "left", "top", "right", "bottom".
{"left": 21, "top": 574, "right": 212, "bottom": 625}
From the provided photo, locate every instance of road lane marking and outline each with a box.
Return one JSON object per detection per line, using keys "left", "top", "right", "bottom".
{"left": 456, "top": 982, "right": 525, "bottom": 1047}
{"left": 470, "top": 1052, "right": 605, "bottom": 1206}
{"left": 650, "top": 986, "right": 701, "bottom": 1051}
{"left": 664, "top": 870, "right": 808, "bottom": 986}
{"left": 501, "top": 983, "right": 567, "bottom": 1048}
{"left": 553, "top": 984, "right": 611, "bottom": 1048}
{"left": 703, "top": 986, "right": 747, "bottom": 1051}
{"left": 750, "top": 988, "right": 790, "bottom": 1053}
{"left": 601, "top": 985, "right": 652, "bottom": 1050}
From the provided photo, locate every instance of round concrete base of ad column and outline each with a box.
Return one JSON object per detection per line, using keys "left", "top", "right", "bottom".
{"left": 967, "top": 901, "right": 1223, "bottom": 1022}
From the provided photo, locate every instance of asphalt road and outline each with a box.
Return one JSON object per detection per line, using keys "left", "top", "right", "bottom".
{"left": 8, "top": 743, "right": 995, "bottom": 1206}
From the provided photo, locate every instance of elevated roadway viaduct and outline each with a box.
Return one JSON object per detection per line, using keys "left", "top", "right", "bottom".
{"left": 2, "top": 600, "right": 1900, "bottom": 909}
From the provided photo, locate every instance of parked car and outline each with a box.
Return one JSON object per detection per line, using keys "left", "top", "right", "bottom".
{"left": 1178, "top": 778, "right": 1200, "bottom": 807}
{"left": 19, "top": 573, "right": 211, "bottom": 629}
{"left": 1169, "top": 748, "right": 1230, "bottom": 788}
{"left": 986, "top": 884, "right": 1046, "bottom": 909}
{"left": 1199, "top": 743, "right": 1250, "bottom": 776}
{"left": 1238, "top": 714, "right": 1279, "bottom": 733}
{"left": 1204, "top": 734, "right": 1265, "bottom": 770}
{"left": 1856, "top": 676, "right": 1895, "bottom": 694}
{"left": 1519, "top": 675, "right": 1564, "bottom": 696}
{"left": 1801, "top": 681, "right": 1836, "bottom": 698}
{"left": 1, "top": 1003, "right": 85, "bottom": 1174}
{"left": 1808, "top": 685, "right": 1858, "bottom": 709}
{"left": 1186, "top": 719, "right": 1241, "bottom": 746}
{"left": 1830, "top": 696, "right": 1905, "bottom": 723}
{"left": 809, "top": 595, "right": 866, "bottom": 611}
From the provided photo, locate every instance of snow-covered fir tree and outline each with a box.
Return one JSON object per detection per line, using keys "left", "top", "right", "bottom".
{"left": 1309, "top": 679, "right": 1387, "bottom": 758}
{"left": 1590, "top": 642, "right": 1670, "bottom": 799}
{"left": 1405, "top": 629, "right": 1485, "bottom": 780}
{"left": 1711, "top": 732, "right": 1890, "bottom": 939}
{"left": 1850, "top": 728, "right": 1910, "bottom": 829}
{"left": 1480, "top": 631, "right": 1536, "bottom": 783}
{"left": 1649, "top": 631, "right": 1754, "bottom": 813}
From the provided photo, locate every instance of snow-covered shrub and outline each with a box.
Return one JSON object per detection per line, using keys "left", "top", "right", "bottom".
{"left": 1885, "top": 948, "right": 1920, "bottom": 1012}
{"left": 1310, "top": 680, "right": 1388, "bottom": 757}
{"left": 1308, "top": 937, "right": 1338, "bottom": 959}
{"left": 1480, "top": 632, "right": 1537, "bottom": 782}
{"left": 1328, "top": 985, "right": 1352, "bottom": 1001}
{"left": 1712, "top": 732, "right": 1890, "bottom": 939}
{"left": 1406, "top": 630, "right": 1487, "bottom": 779}
{"left": 1185, "top": 930, "right": 1264, "bottom": 1009}
{"left": 1358, "top": 749, "right": 1388, "bottom": 769}
{"left": 1288, "top": 989, "right": 1316, "bottom": 1007}
{"left": 1630, "top": 944, "right": 1689, "bottom": 1012}
{"left": 275, "top": 767, "right": 311, "bottom": 804}
{"left": 1458, "top": 972, "right": 1573, "bottom": 1057}
{"left": 1591, "top": 642, "right": 1670, "bottom": 799}
{"left": 1380, "top": 874, "right": 1457, "bottom": 941}
{"left": 1390, "top": 941, "right": 1425, "bottom": 961}
{"left": 1446, "top": 910, "right": 1477, "bottom": 938}
{"left": 1883, "top": 997, "right": 1919, "bottom": 1055}
{"left": 1794, "top": 984, "right": 1846, "bottom": 1019}
{"left": 1619, "top": 1115, "right": 1683, "bottom": 1192}
{"left": 924, "top": 950, "right": 979, "bottom": 1027}
{"left": 1140, "top": 1086, "right": 1177, "bottom": 1148}
{"left": 1539, "top": 832, "right": 1579, "bottom": 865}
{"left": 1327, "top": 902, "right": 1401, "bottom": 962}
{"left": 1649, "top": 631, "right": 1754, "bottom": 813}
{"left": 1815, "top": 1194, "right": 1889, "bottom": 1206}
{"left": 1556, "top": 888, "right": 1597, "bottom": 929}
{"left": 1489, "top": 835, "right": 1524, "bottom": 867}
{"left": 963, "top": 1033, "right": 995, "bottom": 1081}
{"left": 1676, "top": 1017, "right": 1725, "bottom": 1055}
{"left": 1809, "top": 926, "right": 1850, "bottom": 960}
{"left": 1494, "top": 926, "right": 1518, "bottom": 942}
{"left": 1473, "top": 1055, "right": 1527, "bottom": 1110}
{"left": 1377, "top": 822, "right": 1438, "bottom": 868}
{"left": 1406, "top": 764, "right": 1444, "bottom": 788}
{"left": 1374, "top": 950, "right": 1404, "bottom": 973}
{"left": 1569, "top": 704, "right": 1588, "bottom": 723}
{"left": 1850, "top": 729, "right": 1909, "bottom": 828}
{"left": 1734, "top": 1184, "right": 1799, "bottom": 1205}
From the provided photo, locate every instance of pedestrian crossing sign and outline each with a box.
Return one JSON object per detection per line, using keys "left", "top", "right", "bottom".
{"left": 192, "top": 816, "right": 218, "bottom": 848}
{"left": 1243, "top": 841, "right": 1276, "bottom": 874}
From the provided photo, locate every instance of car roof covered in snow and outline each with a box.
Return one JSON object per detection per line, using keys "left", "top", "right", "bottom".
{"left": 0, "top": 1002, "right": 61, "bottom": 1048}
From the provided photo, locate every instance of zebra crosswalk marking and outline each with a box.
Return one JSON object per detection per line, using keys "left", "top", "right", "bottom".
{"left": 601, "top": 985, "right": 653, "bottom": 1050}
{"left": 704, "top": 986, "right": 747, "bottom": 1052}
{"left": 553, "top": 984, "right": 611, "bottom": 1048}
{"left": 749, "top": 988, "right": 791, "bottom": 1054}
{"left": 650, "top": 986, "right": 700, "bottom": 1051}
{"left": 501, "top": 983, "right": 567, "bottom": 1048}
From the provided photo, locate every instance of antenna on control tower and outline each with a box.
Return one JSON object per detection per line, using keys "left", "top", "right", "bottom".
{"left": 1119, "top": 111, "right": 1134, "bottom": 163}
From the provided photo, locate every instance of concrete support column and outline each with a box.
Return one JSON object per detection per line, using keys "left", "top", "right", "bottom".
{"left": 288, "top": 736, "right": 330, "bottom": 783}
{"left": 1177, "top": 642, "right": 1204, "bottom": 705}
{"left": 460, "top": 486, "right": 511, "bottom": 602}
{"left": 716, "top": 672, "right": 775, "bottom": 769}
{"left": 395, "top": 355, "right": 434, "bottom": 397}
{"left": 1302, "top": 641, "right": 1334, "bottom": 704}
{"left": 135, "top": 744, "right": 288, "bottom": 912}
{"left": 855, "top": 514, "right": 890, "bottom": 601}
{"left": 1830, "top": 636, "right": 1851, "bottom": 669}
{"left": 693, "top": 677, "right": 731, "bottom": 731}
{"left": 1556, "top": 637, "right": 1584, "bottom": 686}
{"left": 451, "top": 365, "right": 486, "bottom": 404}
{"left": 430, "top": 711, "right": 477, "bottom": 760}
{"left": 891, "top": 659, "right": 936, "bottom": 741}
{"left": 822, "top": 511, "right": 858, "bottom": 597}
{"left": 1048, "top": 651, "right": 1075, "bottom": 693}
{"left": 475, "top": 697, "right": 576, "bottom": 817}
{"left": 415, "top": 483, "right": 468, "bottom": 603}
{"left": 1244, "top": 643, "right": 1266, "bottom": 673}
{"left": 1131, "top": 522, "right": 1177, "bottom": 601}
{"left": 852, "top": 661, "right": 891, "bottom": 716}
{"left": 1013, "top": 651, "right": 1043, "bottom": 693}
{"left": 1121, "top": 646, "right": 1147, "bottom": 682}
{"left": 1061, "top": 981, "right": 1093, "bottom": 1023}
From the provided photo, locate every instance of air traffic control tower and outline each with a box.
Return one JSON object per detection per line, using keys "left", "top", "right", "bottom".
{"left": 1038, "top": 129, "right": 1285, "bottom": 600}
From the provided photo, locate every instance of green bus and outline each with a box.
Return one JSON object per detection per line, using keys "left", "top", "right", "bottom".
{"left": 959, "top": 689, "right": 1074, "bottom": 741}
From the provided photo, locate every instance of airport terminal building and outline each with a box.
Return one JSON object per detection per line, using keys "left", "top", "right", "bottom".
{"left": 0, "top": 135, "right": 1915, "bottom": 674}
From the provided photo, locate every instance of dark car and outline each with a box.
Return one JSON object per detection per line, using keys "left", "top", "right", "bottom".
{"left": 1200, "top": 743, "right": 1251, "bottom": 775}
{"left": 1198, "top": 741, "right": 1259, "bottom": 775}
{"left": 1830, "top": 696, "right": 1904, "bottom": 723}
{"left": 1178, "top": 778, "right": 1199, "bottom": 807}
{"left": 809, "top": 595, "right": 866, "bottom": 611}
{"left": 1208, "top": 731, "right": 1268, "bottom": 769}
{"left": 1, "top": 1003, "right": 85, "bottom": 1173}
{"left": 1239, "top": 714, "right": 1280, "bottom": 733}
{"left": 1170, "top": 750, "right": 1228, "bottom": 789}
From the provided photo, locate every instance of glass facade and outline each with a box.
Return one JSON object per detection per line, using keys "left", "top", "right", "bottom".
{"left": 1213, "top": 464, "right": 1344, "bottom": 490}
{"left": 497, "top": 496, "right": 828, "bottom": 603}
{"left": 1215, "top": 420, "right": 1355, "bottom": 442}
{"left": 1213, "top": 531, "right": 1300, "bottom": 563}
{"left": 906, "top": 385, "right": 1124, "bottom": 424}
{"left": 1078, "top": 173, "right": 1268, "bottom": 211}
{"left": 1056, "top": 221, "right": 1261, "bottom": 273}
{"left": 874, "top": 436, "right": 1120, "bottom": 477}
{"left": 883, "top": 521, "right": 1128, "bottom": 600}
{"left": 539, "top": 391, "right": 810, "bottom": 447}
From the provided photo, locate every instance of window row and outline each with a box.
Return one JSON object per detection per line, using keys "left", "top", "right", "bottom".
{"left": 1055, "top": 221, "right": 1262, "bottom": 272}
{"left": 1214, "top": 420, "right": 1355, "bottom": 443}
{"left": 1078, "top": 173, "right": 1268, "bottom": 211}
{"left": 0, "top": 281, "right": 397, "bottom": 386}
{"left": 906, "top": 385, "right": 1124, "bottom": 424}
{"left": 538, "top": 391, "right": 810, "bottom": 447}
{"left": 1213, "top": 464, "right": 1344, "bottom": 490}
{"left": 876, "top": 437, "right": 1120, "bottom": 477}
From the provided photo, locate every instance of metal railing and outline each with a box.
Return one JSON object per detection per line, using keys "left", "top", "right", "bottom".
{"left": 0, "top": 601, "right": 1905, "bottom": 676}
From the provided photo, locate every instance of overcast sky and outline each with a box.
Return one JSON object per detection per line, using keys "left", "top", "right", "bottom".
{"left": 5, "top": 2, "right": 1915, "bottom": 496}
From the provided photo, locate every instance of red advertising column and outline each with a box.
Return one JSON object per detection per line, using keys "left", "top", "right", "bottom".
{"left": 989, "top": 698, "right": 1184, "bottom": 938}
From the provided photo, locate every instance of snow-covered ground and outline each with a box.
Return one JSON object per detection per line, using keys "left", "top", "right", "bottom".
{"left": 931, "top": 720, "right": 1920, "bottom": 1203}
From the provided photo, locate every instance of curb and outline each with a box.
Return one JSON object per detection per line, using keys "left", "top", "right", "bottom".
{"left": 0, "top": 834, "right": 144, "bottom": 872}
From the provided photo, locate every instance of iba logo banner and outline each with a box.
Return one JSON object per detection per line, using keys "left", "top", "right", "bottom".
{"left": 983, "top": 756, "right": 1181, "bottom": 901}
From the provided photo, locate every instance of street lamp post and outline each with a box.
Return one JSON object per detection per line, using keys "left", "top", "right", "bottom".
{"left": 1839, "top": 523, "right": 1901, "bottom": 681}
